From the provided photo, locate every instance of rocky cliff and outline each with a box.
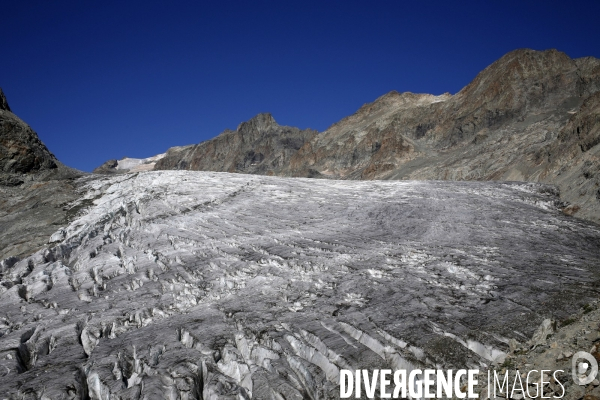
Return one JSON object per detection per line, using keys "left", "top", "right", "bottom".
{"left": 0, "top": 88, "right": 59, "bottom": 179}
{"left": 154, "top": 113, "right": 317, "bottom": 175}
{"left": 0, "top": 88, "right": 83, "bottom": 259}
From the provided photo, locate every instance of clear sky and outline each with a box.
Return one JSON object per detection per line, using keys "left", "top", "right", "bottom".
{"left": 2, "top": 0, "right": 600, "bottom": 172}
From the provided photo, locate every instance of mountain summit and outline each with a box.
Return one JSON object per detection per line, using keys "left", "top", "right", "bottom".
{"left": 236, "top": 112, "right": 278, "bottom": 133}
{"left": 153, "top": 112, "right": 317, "bottom": 175}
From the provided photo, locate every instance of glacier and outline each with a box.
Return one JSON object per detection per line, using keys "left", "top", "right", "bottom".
{"left": 1, "top": 171, "right": 600, "bottom": 399}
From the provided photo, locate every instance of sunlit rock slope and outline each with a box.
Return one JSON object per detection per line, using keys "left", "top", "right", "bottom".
{"left": 1, "top": 171, "right": 599, "bottom": 399}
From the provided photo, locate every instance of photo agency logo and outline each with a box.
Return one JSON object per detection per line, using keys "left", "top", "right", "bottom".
{"left": 572, "top": 351, "right": 598, "bottom": 385}
{"left": 339, "top": 352, "right": 599, "bottom": 399}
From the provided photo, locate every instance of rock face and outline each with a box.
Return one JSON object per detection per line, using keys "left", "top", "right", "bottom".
{"left": 0, "top": 89, "right": 83, "bottom": 260}
{"left": 0, "top": 88, "right": 11, "bottom": 112}
{"left": 1, "top": 171, "right": 599, "bottom": 399}
{"left": 539, "top": 90, "right": 600, "bottom": 222}
{"left": 286, "top": 91, "right": 452, "bottom": 179}
{"left": 286, "top": 49, "right": 590, "bottom": 177}
{"left": 154, "top": 113, "right": 318, "bottom": 175}
{"left": 0, "top": 177, "right": 81, "bottom": 260}
{"left": 0, "top": 88, "right": 58, "bottom": 176}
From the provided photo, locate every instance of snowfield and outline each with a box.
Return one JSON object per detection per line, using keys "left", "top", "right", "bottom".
{"left": 1, "top": 171, "right": 599, "bottom": 399}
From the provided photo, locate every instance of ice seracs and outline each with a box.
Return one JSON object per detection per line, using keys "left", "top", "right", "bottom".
{"left": 1, "top": 170, "right": 599, "bottom": 399}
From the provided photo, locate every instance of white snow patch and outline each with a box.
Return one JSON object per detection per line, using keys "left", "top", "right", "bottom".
{"left": 115, "top": 153, "right": 166, "bottom": 172}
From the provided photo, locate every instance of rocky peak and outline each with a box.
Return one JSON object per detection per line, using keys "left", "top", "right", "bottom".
{"left": 455, "top": 49, "right": 579, "bottom": 109}
{"left": 0, "top": 88, "right": 58, "bottom": 175}
{"left": 426, "top": 48, "right": 586, "bottom": 147}
{"left": 236, "top": 112, "right": 278, "bottom": 136}
{"left": 153, "top": 113, "right": 317, "bottom": 174}
{"left": 0, "top": 88, "right": 10, "bottom": 112}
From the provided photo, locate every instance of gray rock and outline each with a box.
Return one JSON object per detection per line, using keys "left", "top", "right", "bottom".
{"left": 564, "top": 383, "right": 585, "bottom": 400}
{"left": 0, "top": 90, "right": 58, "bottom": 174}
{"left": 154, "top": 113, "right": 318, "bottom": 175}
{"left": 0, "top": 175, "right": 83, "bottom": 260}
{"left": 92, "top": 158, "right": 119, "bottom": 174}
{"left": 0, "top": 87, "right": 10, "bottom": 112}
{"left": 530, "top": 319, "right": 554, "bottom": 347}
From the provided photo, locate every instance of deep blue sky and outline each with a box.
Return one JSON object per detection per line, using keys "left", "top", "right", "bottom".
{"left": 2, "top": 1, "right": 600, "bottom": 172}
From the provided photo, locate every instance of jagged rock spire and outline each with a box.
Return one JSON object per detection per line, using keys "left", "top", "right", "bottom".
{"left": 0, "top": 88, "right": 11, "bottom": 112}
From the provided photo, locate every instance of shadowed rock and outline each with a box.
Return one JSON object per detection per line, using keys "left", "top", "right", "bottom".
{"left": 0, "top": 88, "right": 11, "bottom": 112}
{"left": 0, "top": 88, "right": 59, "bottom": 175}
{"left": 92, "top": 158, "right": 119, "bottom": 174}
{"left": 0, "top": 89, "right": 83, "bottom": 259}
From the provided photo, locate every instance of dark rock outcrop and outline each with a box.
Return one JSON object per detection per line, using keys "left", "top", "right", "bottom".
{"left": 0, "top": 89, "right": 83, "bottom": 259}
{"left": 93, "top": 158, "right": 119, "bottom": 174}
{"left": 154, "top": 113, "right": 317, "bottom": 175}
{"left": 0, "top": 88, "right": 10, "bottom": 111}
{"left": 0, "top": 88, "right": 58, "bottom": 175}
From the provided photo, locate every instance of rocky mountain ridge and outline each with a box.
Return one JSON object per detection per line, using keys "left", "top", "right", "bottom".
{"left": 95, "top": 113, "right": 318, "bottom": 176}
{"left": 103, "top": 49, "right": 600, "bottom": 223}
{"left": 153, "top": 112, "right": 318, "bottom": 175}
{"left": 284, "top": 49, "right": 600, "bottom": 223}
